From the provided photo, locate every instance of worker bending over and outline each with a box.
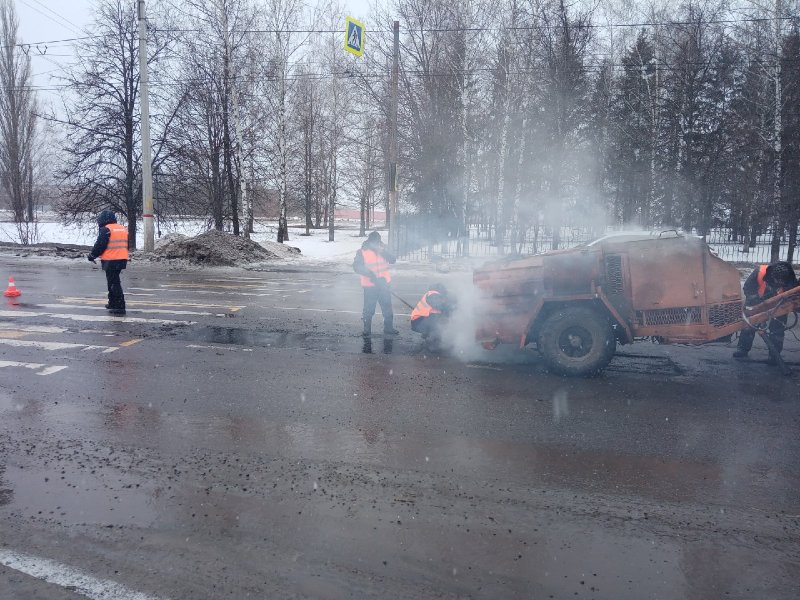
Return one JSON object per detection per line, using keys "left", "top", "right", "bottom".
{"left": 411, "top": 283, "right": 455, "bottom": 349}
{"left": 734, "top": 261, "right": 798, "bottom": 364}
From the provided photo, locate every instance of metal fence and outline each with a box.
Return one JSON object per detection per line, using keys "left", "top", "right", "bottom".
{"left": 394, "top": 216, "right": 799, "bottom": 265}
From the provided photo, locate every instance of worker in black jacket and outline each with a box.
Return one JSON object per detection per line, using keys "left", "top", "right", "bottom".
{"left": 734, "top": 261, "right": 798, "bottom": 363}
{"left": 353, "top": 231, "right": 398, "bottom": 336}
{"left": 87, "top": 209, "right": 129, "bottom": 315}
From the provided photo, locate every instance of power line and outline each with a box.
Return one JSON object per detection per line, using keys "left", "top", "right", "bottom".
{"left": 0, "top": 35, "right": 102, "bottom": 50}
{"left": 29, "top": 0, "right": 83, "bottom": 31}
{"left": 25, "top": 0, "right": 83, "bottom": 34}
{"left": 2, "top": 13, "right": 796, "bottom": 53}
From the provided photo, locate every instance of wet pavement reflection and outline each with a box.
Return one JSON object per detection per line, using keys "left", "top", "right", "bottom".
{"left": 361, "top": 336, "right": 394, "bottom": 354}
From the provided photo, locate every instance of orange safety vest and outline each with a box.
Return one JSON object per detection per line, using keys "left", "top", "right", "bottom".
{"left": 360, "top": 249, "right": 391, "bottom": 287}
{"left": 100, "top": 223, "right": 129, "bottom": 260}
{"left": 411, "top": 290, "right": 441, "bottom": 321}
{"left": 756, "top": 264, "right": 784, "bottom": 298}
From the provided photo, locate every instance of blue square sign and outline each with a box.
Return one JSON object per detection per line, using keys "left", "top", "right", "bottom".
{"left": 345, "top": 17, "right": 364, "bottom": 57}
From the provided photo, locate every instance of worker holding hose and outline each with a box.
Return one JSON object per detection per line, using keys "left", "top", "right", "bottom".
{"left": 734, "top": 261, "right": 798, "bottom": 364}
{"left": 353, "top": 231, "right": 399, "bottom": 337}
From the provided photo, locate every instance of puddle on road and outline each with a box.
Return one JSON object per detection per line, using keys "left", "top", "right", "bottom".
{"left": 175, "top": 325, "right": 393, "bottom": 354}
{"left": 181, "top": 325, "right": 319, "bottom": 347}
{"left": 82, "top": 402, "right": 791, "bottom": 510}
{"left": 1, "top": 461, "right": 157, "bottom": 527}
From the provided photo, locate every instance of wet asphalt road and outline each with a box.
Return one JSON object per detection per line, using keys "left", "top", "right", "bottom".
{"left": 0, "top": 256, "right": 798, "bottom": 600}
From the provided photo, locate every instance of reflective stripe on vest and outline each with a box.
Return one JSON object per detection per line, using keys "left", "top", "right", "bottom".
{"left": 756, "top": 264, "right": 784, "bottom": 298}
{"left": 757, "top": 265, "right": 768, "bottom": 297}
{"left": 100, "top": 223, "right": 129, "bottom": 260}
{"left": 360, "top": 249, "right": 391, "bottom": 287}
{"left": 411, "top": 290, "right": 441, "bottom": 321}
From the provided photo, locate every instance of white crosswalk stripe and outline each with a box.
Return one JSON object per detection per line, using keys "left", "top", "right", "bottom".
{"left": 0, "top": 360, "right": 67, "bottom": 376}
{"left": 0, "top": 310, "right": 195, "bottom": 325}
{"left": 43, "top": 304, "right": 218, "bottom": 317}
{"left": 0, "top": 338, "right": 118, "bottom": 353}
{"left": 0, "top": 277, "right": 274, "bottom": 378}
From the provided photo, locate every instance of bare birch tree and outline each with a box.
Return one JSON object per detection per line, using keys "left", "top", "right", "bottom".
{"left": 0, "top": 0, "right": 38, "bottom": 244}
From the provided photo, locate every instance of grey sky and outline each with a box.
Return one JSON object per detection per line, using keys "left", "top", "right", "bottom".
{"left": 14, "top": 0, "right": 374, "bottom": 93}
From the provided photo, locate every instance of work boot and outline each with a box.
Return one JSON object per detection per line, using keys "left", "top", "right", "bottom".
{"left": 108, "top": 308, "right": 126, "bottom": 316}
{"left": 766, "top": 355, "right": 779, "bottom": 366}
{"left": 732, "top": 350, "right": 749, "bottom": 359}
{"left": 383, "top": 316, "right": 399, "bottom": 335}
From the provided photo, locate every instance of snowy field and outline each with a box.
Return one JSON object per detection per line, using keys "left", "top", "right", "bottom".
{"left": 0, "top": 214, "right": 369, "bottom": 263}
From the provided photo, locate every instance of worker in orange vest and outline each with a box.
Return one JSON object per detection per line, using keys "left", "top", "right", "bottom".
{"left": 87, "top": 209, "right": 129, "bottom": 315}
{"left": 734, "top": 261, "right": 797, "bottom": 363}
{"left": 411, "top": 283, "right": 455, "bottom": 348}
{"left": 353, "top": 231, "right": 398, "bottom": 336}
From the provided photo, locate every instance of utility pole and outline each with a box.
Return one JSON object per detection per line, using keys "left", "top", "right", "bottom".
{"left": 388, "top": 20, "right": 399, "bottom": 252}
{"left": 232, "top": 77, "right": 248, "bottom": 239}
{"left": 138, "top": 0, "right": 154, "bottom": 251}
{"left": 771, "top": 0, "right": 783, "bottom": 262}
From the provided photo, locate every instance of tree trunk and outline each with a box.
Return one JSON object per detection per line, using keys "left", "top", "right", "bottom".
{"left": 277, "top": 67, "right": 289, "bottom": 243}
{"left": 787, "top": 218, "right": 798, "bottom": 263}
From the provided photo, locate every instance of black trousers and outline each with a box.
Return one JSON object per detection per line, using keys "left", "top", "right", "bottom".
{"left": 362, "top": 285, "right": 393, "bottom": 331}
{"left": 105, "top": 268, "right": 126, "bottom": 309}
{"left": 738, "top": 315, "right": 786, "bottom": 354}
{"left": 411, "top": 314, "right": 445, "bottom": 339}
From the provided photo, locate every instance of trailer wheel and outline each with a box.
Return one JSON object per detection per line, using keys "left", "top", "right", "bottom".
{"left": 537, "top": 306, "right": 616, "bottom": 376}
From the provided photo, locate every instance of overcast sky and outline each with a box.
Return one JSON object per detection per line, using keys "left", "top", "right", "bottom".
{"left": 14, "top": 0, "right": 373, "bottom": 94}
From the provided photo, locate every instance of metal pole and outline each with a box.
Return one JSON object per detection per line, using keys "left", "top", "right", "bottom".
{"left": 138, "top": 0, "right": 154, "bottom": 251}
{"left": 388, "top": 20, "right": 399, "bottom": 252}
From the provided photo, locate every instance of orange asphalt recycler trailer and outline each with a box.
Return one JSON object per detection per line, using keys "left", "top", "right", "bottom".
{"left": 473, "top": 232, "right": 800, "bottom": 376}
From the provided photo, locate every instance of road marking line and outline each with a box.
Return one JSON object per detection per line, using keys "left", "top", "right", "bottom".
{"left": 0, "top": 338, "right": 117, "bottom": 352}
{"left": 37, "top": 365, "right": 69, "bottom": 375}
{"left": 0, "top": 549, "right": 163, "bottom": 600}
{"left": 0, "top": 310, "right": 195, "bottom": 325}
{"left": 0, "top": 360, "right": 67, "bottom": 376}
{"left": 187, "top": 344, "right": 253, "bottom": 352}
{"left": 161, "top": 282, "right": 257, "bottom": 290}
{"left": 277, "top": 307, "right": 362, "bottom": 315}
{"left": 276, "top": 307, "right": 411, "bottom": 317}
{"left": 58, "top": 297, "right": 244, "bottom": 310}
{"left": 129, "top": 287, "right": 276, "bottom": 297}
{"left": 44, "top": 304, "right": 215, "bottom": 317}
{"left": 0, "top": 324, "right": 67, "bottom": 334}
{"left": 0, "top": 331, "right": 31, "bottom": 339}
{"left": 119, "top": 338, "right": 143, "bottom": 347}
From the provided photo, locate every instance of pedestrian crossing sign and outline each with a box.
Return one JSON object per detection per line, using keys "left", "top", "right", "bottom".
{"left": 345, "top": 17, "right": 365, "bottom": 57}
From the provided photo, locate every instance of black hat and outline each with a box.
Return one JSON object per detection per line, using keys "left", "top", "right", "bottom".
{"left": 367, "top": 231, "right": 382, "bottom": 243}
{"left": 766, "top": 261, "right": 797, "bottom": 288}
{"left": 97, "top": 209, "right": 117, "bottom": 226}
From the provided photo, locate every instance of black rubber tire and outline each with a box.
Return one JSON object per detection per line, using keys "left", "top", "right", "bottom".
{"left": 536, "top": 306, "right": 616, "bottom": 377}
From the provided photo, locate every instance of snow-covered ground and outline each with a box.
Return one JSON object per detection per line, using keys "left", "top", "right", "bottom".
{"left": 0, "top": 214, "right": 371, "bottom": 263}
{"left": 2, "top": 213, "right": 792, "bottom": 265}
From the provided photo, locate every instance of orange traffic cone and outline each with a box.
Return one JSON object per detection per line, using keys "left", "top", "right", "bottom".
{"left": 4, "top": 276, "right": 21, "bottom": 298}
